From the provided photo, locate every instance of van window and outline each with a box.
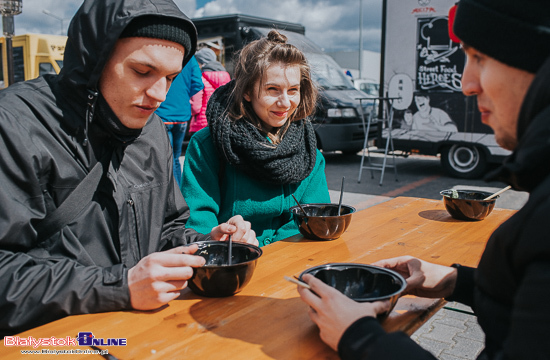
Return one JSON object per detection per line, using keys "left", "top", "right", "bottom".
{"left": 0, "top": 43, "right": 3, "bottom": 82}
{"left": 56, "top": 60, "right": 63, "bottom": 69}
{"left": 13, "top": 46, "right": 25, "bottom": 84}
{"left": 306, "top": 52, "right": 355, "bottom": 90}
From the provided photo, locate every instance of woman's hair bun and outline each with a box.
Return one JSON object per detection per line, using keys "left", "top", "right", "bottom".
{"left": 267, "top": 30, "right": 287, "bottom": 44}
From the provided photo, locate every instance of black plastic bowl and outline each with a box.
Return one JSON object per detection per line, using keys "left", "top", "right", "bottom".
{"left": 299, "top": 263, "right": 406, "bottom": 318}
{"left": 188, "top": 241, "right": 262, "bottom": 297}
{"left": 440, "top": 189, "right": 497, "bottom": 221}
{"left": 290, "top": 203, "right": 356, "bottom": 240}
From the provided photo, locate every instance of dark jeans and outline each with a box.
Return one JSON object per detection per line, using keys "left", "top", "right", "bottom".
{"left": 165, "top": 122, "right": 188, "bottom": 186}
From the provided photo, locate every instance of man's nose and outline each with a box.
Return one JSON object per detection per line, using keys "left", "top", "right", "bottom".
{"left": 147, "top": 78, "right": 168, "bottom": 102}
{"left": 461, "top": 61, "right": 481, "bottom": 96}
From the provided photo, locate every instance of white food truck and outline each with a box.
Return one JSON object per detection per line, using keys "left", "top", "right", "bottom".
{"left": 378, "top": 0, "right": 509, "bottom": 178}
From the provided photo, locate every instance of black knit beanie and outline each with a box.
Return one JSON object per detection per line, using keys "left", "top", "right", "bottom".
{"left": 120, "top": 15, "right": 196, "bottom": 65}
{"left": 453, "top": 0, "right": 550, "bottom": 73}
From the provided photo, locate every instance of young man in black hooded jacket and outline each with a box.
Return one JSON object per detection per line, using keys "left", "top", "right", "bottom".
{"left": 298, "top": 0, "right": 550, "bottom": 359}
{"left": 0, "top": 0, "right": 257, "bottom": 336}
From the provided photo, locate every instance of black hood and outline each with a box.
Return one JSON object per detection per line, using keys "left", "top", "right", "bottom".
{"left": 58, "top": 0, "right": 197, "bottom": 101}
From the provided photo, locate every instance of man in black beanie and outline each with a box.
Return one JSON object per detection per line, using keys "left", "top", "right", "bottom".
{"left": 296, "top": 1, "right": 550, "bottom": 359}
{"left": 0, "top": 0, "right": 257, "bottom": 336}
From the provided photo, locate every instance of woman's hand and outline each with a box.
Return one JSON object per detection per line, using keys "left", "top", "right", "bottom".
{"left": 209, "top": 215, "right": 259, "bottom": 246}
{"left": 373, "top": 256, "right": 457, "bottom": 299}
{"left": 297, "top": 274, "right": 390, "bottom": 351}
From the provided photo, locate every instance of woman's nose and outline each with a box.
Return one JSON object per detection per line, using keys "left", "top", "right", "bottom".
{"left": 278, "top": 93, "right": 291, "bottom": 107}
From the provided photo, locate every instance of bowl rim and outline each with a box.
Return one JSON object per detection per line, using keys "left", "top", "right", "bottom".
{"left": 191, "top": 240, "right": 263, "bottom": 268}
{"left": 290, "top": 203, "right": 357, "bottom": 217}
{"left": 440, "top": 189, "right": 498, "bottom": 201}
{"left": 298, "top": 262, "right": 407, "bottom": 301}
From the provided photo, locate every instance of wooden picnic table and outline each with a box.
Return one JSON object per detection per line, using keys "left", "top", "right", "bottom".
{"left": 1, "top": 196, "right": 516, "bottom": 359}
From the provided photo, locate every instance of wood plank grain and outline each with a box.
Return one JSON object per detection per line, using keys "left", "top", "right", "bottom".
{"left": 1, "top": 197, "right": 514, "bottom": 360}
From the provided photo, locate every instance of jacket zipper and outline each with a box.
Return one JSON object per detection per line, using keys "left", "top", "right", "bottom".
{"left": 126, "top": 197, "right": 142, "bottom": 261}
{"left": 84, "top": 89, "right": 99, "bottom": 147}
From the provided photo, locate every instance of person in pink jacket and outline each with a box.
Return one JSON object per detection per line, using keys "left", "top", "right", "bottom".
{"left": 189, "top": 47, "right": 231, "bottom": 135}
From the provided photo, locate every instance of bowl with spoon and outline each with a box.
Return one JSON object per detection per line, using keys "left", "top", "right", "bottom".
{"left": 187, "top": 240, "right": 262, "bottom": 297}
{"left": 440, "top": 186, "right": 510, "bottom": 221}
{"left": 289, "top": 177, "right": 355, "bottom": 240}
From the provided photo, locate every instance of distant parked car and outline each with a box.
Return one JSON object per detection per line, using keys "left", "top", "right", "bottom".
{"left": 353, "top": 78, "right": 380, "bottom": 97}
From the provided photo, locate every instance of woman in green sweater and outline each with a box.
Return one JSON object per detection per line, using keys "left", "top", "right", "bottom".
{"left": 181, "top": 30, "right": 330, "bottom": 247}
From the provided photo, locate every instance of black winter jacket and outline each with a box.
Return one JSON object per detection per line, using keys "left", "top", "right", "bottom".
{"left": 338, "top": 56, "right": 550, "bottom": 359}
{"left": 0, "top": 0, "right": 207, "bottom": 336}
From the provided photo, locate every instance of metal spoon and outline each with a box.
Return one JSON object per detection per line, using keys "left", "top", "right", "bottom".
{"left": 291, "top": 194, "right": 316, "bottom": 236}
{"left": 228, "top": 235, "right": 232, "bottom": 266}
{"left": 483, "top": 185, "right": 511, "bottom": 201}
{"left": 291, "top": 194, "right": 307, "bottom": 216}
{"left": 338, "top": 176, "right": 345, "bottom": 216}
{"left": 284, "top": 275, "right": 311, "bottom": 289}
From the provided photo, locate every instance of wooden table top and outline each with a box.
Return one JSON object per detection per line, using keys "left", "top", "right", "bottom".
{"left": 1, "top": 197, "right": 516, "bottom": 360}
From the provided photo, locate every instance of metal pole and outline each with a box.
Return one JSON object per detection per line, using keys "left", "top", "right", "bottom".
{"left": 359, "top": 0, "right": 363, "bottom": 80}
{"left": 2, "top": 14, "right": 15, "bottom": 85}
{"left": 1, "top": 0, "right": 23, "bottom": 87}
{"left": 5, "top": 30, "right": 13, "bottom": 85}
{"left": 378, "top": 0, "right": 388, "bottom": 117}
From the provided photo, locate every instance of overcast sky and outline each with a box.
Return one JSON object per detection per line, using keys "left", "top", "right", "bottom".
{"left": 8, "top": 0, "right": 383, "bottom": 53}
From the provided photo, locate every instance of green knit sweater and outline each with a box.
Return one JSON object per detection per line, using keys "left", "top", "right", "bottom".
{"left": 181, "top": 127, "right": 330, "bottom": 247}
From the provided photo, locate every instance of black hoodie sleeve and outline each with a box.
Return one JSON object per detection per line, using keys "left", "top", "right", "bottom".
{"left": 445, "top": 264, "right": 475, "bottom": 307}
{"left": 338, "top": 317, "right": 437, "bottom": 360}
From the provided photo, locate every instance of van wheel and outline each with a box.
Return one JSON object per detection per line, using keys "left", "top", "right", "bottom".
{"left": 441, "top": 144, "right": 487, "bottom": 179}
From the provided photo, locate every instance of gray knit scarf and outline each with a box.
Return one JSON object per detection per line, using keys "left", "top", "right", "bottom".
{"left": 207, "top": 80, "right": 318, "bottom": 185}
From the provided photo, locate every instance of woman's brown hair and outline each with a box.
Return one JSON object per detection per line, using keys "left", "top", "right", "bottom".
{"left": 229, "top": 30, "right": 318, "bottom": 144}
